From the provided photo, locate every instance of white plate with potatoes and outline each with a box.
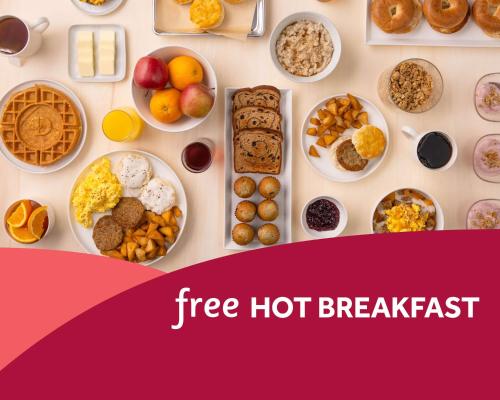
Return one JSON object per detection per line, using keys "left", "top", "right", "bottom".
{"left": 68, "top": 150, "right": 187, "bottom": 266}
{"left": 301, "top": 93, "right": 389, "bottom": 183}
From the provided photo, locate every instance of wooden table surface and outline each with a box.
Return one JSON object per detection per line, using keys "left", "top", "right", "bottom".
{"left": 1, "top": 0, "right": 499, "bottom": 272}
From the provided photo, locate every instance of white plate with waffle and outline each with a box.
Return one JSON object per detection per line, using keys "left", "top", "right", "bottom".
{"left": 0, "top": 80, "right": 87, "bottom": 174}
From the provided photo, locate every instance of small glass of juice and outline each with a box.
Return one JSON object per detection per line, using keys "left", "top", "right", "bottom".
{"left": 102, "top": 107, "right": 144, "bottom": 142}
{"left": 181, "top": 139, "right": 214, "bottom": 173}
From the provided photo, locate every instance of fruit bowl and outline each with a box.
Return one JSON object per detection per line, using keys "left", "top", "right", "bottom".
{"left": 132, "top": 46, "right": 217, "bottom": 133}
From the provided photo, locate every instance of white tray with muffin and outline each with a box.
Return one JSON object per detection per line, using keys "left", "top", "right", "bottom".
{"left": 302, "top": 93, "right": 389, "bottom": 183}
{"left": 367, "top": 0, "right": 500, "bottom": 47}
{"left": 224, "top": 86, "right": 292, "bottom": 250}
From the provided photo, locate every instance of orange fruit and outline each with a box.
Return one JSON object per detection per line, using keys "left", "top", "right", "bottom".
{"left": 28, "top": 206, "right": 48, "bottom": 240}
{"left": 8, "top": 225, "right": 38, "bottom": 244}
{"left": 150, "top": 88, "right": 183, "bottom": 123}
{"left": 7, "top": 200, "right": 32, "bottom": 228}
{"left": 168, "top": 56, "right": 204, "bottom": 91}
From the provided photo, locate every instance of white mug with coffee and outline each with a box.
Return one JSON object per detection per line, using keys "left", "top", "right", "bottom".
{"left": 401, "top": 126, "right": 458, "bottom": 171}
{"left": 0, "top": 15, "right": 49, "bottom": 66}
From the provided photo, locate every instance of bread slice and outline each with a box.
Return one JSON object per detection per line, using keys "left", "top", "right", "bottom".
{"left": 232, "top": 86, "right": 281, "bottom": 112}
{"left": 233, "top": 106, "right": 282, "bottom": 135}
{"left": 234, "top": 128, "right": 282, "bottom": 175}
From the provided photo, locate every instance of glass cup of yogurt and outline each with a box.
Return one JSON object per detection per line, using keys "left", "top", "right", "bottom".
{"left": 466, "top": 200, "right": 500, "bottom": 230}
{"left": 473, "top": 134, "right": 500, "bottom": 183}
{"left": 474, "top": 73, "right": 500, "bottom": 122}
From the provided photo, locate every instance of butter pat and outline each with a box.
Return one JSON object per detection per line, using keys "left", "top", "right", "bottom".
{"left": 98, "top": 30, "right": 115, "bottom": 76}
{"left": 77, "top": 31, "right": 94, "bottom": 77}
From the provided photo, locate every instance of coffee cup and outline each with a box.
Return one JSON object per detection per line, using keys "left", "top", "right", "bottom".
{"left": 0, "top": 15, "right": 49, "bottom": 66}
{"left": 401, "top": 126, "right": 458, "bottom": 171}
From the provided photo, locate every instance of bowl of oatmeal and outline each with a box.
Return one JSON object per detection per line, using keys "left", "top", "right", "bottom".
{"left": 270, "top": 12, "right": 342, "bottom": 83}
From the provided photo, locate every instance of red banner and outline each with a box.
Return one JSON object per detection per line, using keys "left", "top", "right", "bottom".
{"left": 0, "top": 231, "right": 498, "bottom": 399}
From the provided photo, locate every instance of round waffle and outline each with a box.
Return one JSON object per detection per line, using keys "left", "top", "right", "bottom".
{"left": 0, "top": 84, "right": 82, "bottom": 166}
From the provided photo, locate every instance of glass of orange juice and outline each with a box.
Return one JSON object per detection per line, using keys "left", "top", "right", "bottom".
{"left": 102, "top": 107, "right": 144, "bottom": 142}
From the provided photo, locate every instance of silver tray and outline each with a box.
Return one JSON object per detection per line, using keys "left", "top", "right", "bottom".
{"left": 153, "top": 0, "right": 265, "bottom": 37}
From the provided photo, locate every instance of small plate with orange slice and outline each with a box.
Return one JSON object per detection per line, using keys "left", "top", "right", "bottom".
{"left": 4, "top": 199, "right": 55, "bottom": 245}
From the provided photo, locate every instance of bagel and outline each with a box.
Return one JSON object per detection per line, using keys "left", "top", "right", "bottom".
{"left": 423, "top": 0, "right": 470, "bottom": 33}
{"left": 371, "top": 0, "right": 423, "bottom": 34}
{"left": 473, "top": 0, "right": 500, "bottom": 38}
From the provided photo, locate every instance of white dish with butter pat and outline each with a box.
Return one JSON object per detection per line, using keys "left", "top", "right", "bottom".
{"left": 68, "top": 24, "right": 126, "bottom": 83}
{"left": 77, "top": 31, "right": 94, "bottom": 77}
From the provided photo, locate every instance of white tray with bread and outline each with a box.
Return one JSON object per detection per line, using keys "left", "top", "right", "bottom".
{"left": 367, "top": 0, "right": 500, "bottom": 47}
{"left": 224, "top": 86, "right": 292, "bottom": 250}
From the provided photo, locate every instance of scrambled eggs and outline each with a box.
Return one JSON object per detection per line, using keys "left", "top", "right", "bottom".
{"left": 80, "top": 0, "right": 106, "bottom": 5}
{"left": 385, "top": 203, "right": 428, "bottom": 233}
{"left": 72, "top": 158, "right": 122, "bottom": 228}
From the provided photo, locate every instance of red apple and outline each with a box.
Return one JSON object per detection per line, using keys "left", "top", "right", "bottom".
{"left": 180, "top": 83, "right": 215, "bottom": 118}
{"left": 133, "top": 56, "right": 169, "bottom": 90}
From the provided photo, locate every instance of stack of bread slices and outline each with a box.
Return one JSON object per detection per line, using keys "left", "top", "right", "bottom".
{"left": 232, "top": 86, "right": 283, "bottom": 175}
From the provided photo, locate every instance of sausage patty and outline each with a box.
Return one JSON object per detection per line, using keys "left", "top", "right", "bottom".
{"left": 112, "top": 197, "right": 145, "bottom": 229}
{"left": 92, "top": 216, "right": 123, "bottom": 251}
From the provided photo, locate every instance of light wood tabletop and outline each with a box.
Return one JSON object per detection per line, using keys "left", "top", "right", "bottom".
{"left": 1, "top": 0, "right": 499, "bottom": 272}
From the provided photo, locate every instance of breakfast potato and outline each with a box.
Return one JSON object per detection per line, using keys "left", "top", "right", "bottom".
{"left": 306, "top": 94, "right": 370, "bottom": 160}
{"left": 103, "top": 208, "right": 183, "bottom": 264}
{"left": 102, "top": 250, "right": 125, "bottom": 260}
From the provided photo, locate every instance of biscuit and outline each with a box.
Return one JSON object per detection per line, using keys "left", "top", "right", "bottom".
{"left": 352, "top": 125, "right": 386, "bottom": 160}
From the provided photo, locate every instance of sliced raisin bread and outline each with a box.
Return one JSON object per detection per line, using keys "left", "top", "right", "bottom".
{"left": 233, "top": 106, "right": 282, "bottom": 135}
{"left": 234, "top": 128, "right": 283, "bottom": 175}
{"left": 232, "top": 86, "right": 281, "bottom": 112}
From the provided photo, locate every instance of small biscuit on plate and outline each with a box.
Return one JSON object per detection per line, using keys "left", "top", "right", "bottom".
{"left": 352, "top": 125, "right": 386, "bottom": 160}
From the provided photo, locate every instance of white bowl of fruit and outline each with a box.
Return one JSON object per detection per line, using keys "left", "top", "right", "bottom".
{"left": 132, "top": 46, "right": 217, "bottom": 133}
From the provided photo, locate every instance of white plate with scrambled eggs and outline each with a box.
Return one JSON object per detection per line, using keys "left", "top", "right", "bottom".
{"left": 68, "top": 150, "right": 187, "bottom": 266}
{"left": 71, "top": 0, "right": 125, "bottom": 16}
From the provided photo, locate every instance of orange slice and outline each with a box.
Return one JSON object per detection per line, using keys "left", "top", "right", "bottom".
{"left": 8, "top": 225, "right": 38, "bottom": 244}
{"left": 7, "top": 200, "right": 32, "bottom": 228}
{"left": 27, "top": 206, "right": 48, "bottom": 240}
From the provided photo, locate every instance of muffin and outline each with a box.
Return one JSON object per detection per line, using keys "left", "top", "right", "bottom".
{"left": 232, "top": 223, "right": 255, "bottom": 246}
{"left": 352, "top": 125, "right": 386, "bottom": 160}
{"left": 190, "top": 0, "right": 225, "bottom": 30}
{"left": 258, "top": 176, "right": 281, "bottom": 199}
{"left": 234, "top": 176, "right": 256, "bottom": 198}
{"left": 235, "top": 201, "right": 257, "bottom": 222}
{"left": 258, "top": 224, "right": 280, "bottom": 246}
{"left": 257, "top": 200, "right": 279, "bottom": 221}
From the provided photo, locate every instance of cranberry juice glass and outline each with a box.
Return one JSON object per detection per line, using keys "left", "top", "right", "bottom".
{"left": 181, "top": 138, "right": 214, "bottom": 173}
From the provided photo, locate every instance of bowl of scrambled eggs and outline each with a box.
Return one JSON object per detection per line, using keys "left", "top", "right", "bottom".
{"left": 371, "top": 188, "right": 444, "bottom": 234}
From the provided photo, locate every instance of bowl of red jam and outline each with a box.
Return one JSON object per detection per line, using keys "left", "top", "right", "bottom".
{"left": 301, "top": 196, "right": 348, "bottom": 239}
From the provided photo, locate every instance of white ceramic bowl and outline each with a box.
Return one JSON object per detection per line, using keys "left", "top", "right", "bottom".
{"left": 371, "top": 188, "right": 445, "bottom": 234}
{"left": 301, "top": 196, "right": 348, "bottom": 239}
{"left": 3, "top": 199, "right": 55, "bottom": 246}
{"left": 132, "top": 46, "right": 217, "bottom": 133}
{"left": 270, "top": 12, "right": 342, "bottom": 83}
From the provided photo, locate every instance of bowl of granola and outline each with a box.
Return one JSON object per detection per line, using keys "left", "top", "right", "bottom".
{"left": 270, "top": 12, "right": 342, "bottom": 83}
{"left": 377, "top": 58, "right": 443, "bottom": 114}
